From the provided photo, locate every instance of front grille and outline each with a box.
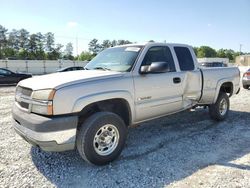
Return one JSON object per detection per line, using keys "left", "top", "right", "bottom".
{"left": 19, "top": 101, "right": 29, "bottom": 109}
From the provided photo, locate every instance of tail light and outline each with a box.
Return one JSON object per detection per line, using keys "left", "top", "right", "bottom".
{"left": 243, "top": 72, "right": 250, "bottom": 77}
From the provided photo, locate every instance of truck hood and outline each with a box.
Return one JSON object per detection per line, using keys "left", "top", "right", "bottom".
{"left": 18, "top": 70, "right": 124, "bottom": 90}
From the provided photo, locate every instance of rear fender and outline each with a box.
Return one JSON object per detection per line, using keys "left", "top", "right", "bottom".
{"left": 213, "top": 78, "right": 234, "bottom": 103}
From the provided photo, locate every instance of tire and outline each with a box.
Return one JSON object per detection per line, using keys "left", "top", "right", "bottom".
{"left": 76, "top": 112, "right": 127, "bottom": 165}
{"left": 243, "top": 85, "right": 249, "bottom": 89}
{"left": 209, "top": 92, "right": 229, "bottom": 121}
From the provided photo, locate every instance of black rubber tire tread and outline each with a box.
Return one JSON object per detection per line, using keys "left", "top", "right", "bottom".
{"left": 243, "top": 85, "right": 249, "bottom": 89}
{"left": 76, "top": 112, "right": 127, "bottom": 165}
{"left": 209, "top": 92, "right": 229, "bottom": 121}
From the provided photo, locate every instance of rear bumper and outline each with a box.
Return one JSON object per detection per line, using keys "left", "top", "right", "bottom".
{"left": 242, "top": 79, "right": 250, "bottom": 86}
{"left": 12, "top": 104, "right": 78, "bottom": 152}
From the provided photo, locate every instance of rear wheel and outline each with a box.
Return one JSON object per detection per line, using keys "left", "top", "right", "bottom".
{"left": 76, "top": 112, "right": 127, "bottom": 165}
{"left": 243, "top": 85, "right": 249, "bottom": 89}
{"left": 209, "top": 92, "right": 229, "bottom": 121}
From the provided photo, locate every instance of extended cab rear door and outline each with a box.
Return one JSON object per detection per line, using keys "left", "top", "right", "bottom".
{"left": 173, "top": 45, "right": 202, "bottom": 107}
{"left": 133, "top": 45, "right": 184, "bottom": 122}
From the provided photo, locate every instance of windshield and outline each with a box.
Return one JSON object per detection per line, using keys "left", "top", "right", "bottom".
{"left": 85, "top": 46, "right": 142, "bottom": 72}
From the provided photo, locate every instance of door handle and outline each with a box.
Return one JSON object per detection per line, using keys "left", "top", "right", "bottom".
{"left": 173, "top": 77, "right": 181, "bottom": 84}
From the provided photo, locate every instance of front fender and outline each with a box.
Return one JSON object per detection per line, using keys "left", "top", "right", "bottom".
{"left": 72, "top": 90, "right": 135, "bottom": 121}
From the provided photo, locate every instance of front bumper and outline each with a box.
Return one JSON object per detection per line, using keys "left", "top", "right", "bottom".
{"left": 12, "top": 104, "right": 78, "bottom": 152}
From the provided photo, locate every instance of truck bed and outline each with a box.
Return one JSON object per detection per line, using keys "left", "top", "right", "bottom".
{"left": 199, "top": 67, "right": 240, "bottom": 104}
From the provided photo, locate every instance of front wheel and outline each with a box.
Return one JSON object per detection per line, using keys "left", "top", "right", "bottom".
{"left": 76, "top": 112, "right": 127, "bottom": 165}
{"left": 209, "top": 92, "right": 229, "bottom": 121}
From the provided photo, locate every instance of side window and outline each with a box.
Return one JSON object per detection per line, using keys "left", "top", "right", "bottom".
{"left": 0, "top": 69, "right": 11, "bottom": 75}
{"left": 142, "top": 46, "right": 176, "bottom": 72}
{"left": 174, "top": 47, "right": 194, "bottom": 71}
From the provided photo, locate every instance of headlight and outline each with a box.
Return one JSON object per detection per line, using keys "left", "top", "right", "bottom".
{"left": 31, "top": 89, "right": 55, "bottom": 115}
{"left": 32, "top": 89, "right": 55, "bottom": 100}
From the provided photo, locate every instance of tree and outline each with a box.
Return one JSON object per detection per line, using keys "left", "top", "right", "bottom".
{"left": 111, "top": 40, "right": 117, "bottom": 47}
{"left": 17, "top": 49, "right": 29, "bottom": 60}
{"left": 117, "top": 40, "right": 132, "bottom": 45}
{"left": 35, "top": 32, "right": 45, "bottom": 60}
{"left": 88, "top": 39, "right": 102, "bottom": 54}
{"left": 18, "top": 29, "right": 29, "bottom": 50}
{"left": 224, "top": 49, "right": 235, "bottom": 60}
{"left": 8, "top": 29, "right": 19, "bottom": 51}
{"left": 101, "top": 40, "right": 112, "bottom": 49}
{"left": 217, "top": 49, "right": 226, "bottom": 58}
{"left": 44, "top": 32, "right": 55, "bottom": 59}
{"left": 28, "top": 34, "right": 38, "bottom": 59}
{"left": 53, "top": 43, "right": 64, "bottom": 59}
{"left": 197, "top": 46, "right": 217, "bottom": 58}
{"left": 64, "top": 42, "right": 74, "bottom": 60}
{"left": 217, "top": 49, "right": 235, "bottom": 60}
{"left": 2, "top": 48, "right": 16, "bottom": 58}
{"left": 78, "top": 51, "right": 94, "bottom": 61}
{"left": 26, "top": 33, "right": 46, "bottom": 59}
{"left": 193, "top": 47, "right": 198, "bottom": 56}
{"left": 0, "top": 25, "right": 8, "bottom": 58}
{"left": 44, "top": 32, "right": 55, "bottom": 52}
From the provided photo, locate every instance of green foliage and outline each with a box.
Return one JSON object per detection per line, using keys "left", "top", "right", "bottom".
{"left": 0, "top": 24, "right": 248, "bottom": 62}
{"left": 19, "top": 29, "right": 29, "bottom": 50}
{"left": 18, "top": 49, "right": 29, "bottom": 60}
{"left": 197, "top": 46, "right": 217, "bottom": 58}
{"left": 2, "top": 48, "right": 16, "bottom": 58}
{"left": 78, "top": 51, "right": 95, "bottom": 61}
{"left": 0, "top": 25, "right": 8, "bottom": 59}
{"left": 102, "top": 40, "right": 112, "bottom": 49}
{"left": 44, "top": 32, "right": 55, "bottom": 53}
{"left": 88, "top": 39, "right": 102, "bottom": 54}
{"left": 88, "top": 39, "right": 133, "bottom": 54}
{"left": 217, "top": 48, "right": 235, "bottom": 60}
{"left": 193, "top": 47, "right": 198, "bottom": 56}
{"left": 8, "top": 29, "right": 19, "bottom": 51}
{"left": 63, "top": 42, "right": 74, "bottom": 60}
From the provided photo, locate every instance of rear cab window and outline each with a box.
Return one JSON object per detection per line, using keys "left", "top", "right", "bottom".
{"left": 174, "top": 47, "right": 195, "bottom": 71}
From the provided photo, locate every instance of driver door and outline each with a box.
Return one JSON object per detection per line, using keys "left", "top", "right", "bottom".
{"left": 133, "top": 46, "right": 184, "bottom": 122}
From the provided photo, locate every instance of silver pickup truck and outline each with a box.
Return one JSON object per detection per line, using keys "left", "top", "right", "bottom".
{"left": 12, "top": 43, "right": 240, "bottom": 165}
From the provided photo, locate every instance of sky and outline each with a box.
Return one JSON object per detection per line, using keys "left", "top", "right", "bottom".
{"left": 1, "top": 0, "right": 250, "bottom": 55}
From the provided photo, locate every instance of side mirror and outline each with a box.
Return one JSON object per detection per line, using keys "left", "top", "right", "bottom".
{"left": 140, "top": 62, "right": 170, "bottom": 74}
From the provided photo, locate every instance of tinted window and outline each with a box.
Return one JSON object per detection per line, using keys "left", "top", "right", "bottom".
{"left": 142, "top": 46, "right": 176, "bottom": 72}
{"left": 174, "top": 47, "right": 194, "bottom": 71}
{"left": 0, "top": 69, "right": 11, "bottom": 75}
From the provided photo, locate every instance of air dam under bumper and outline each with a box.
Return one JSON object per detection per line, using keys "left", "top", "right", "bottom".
{"left": 12, "top": 104, "right": 78, "bottom": 152}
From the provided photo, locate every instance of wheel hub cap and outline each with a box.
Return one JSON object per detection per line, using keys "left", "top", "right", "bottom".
{"left": 93, "top": 124, "right": 119, "bottom": 156}
{"left": 219, "top": 98, "right": 228, "bottom": 116}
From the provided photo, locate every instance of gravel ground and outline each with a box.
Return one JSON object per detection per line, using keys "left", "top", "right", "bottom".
{"left": 0, "top": 86, "right": 250, "bottom": 188}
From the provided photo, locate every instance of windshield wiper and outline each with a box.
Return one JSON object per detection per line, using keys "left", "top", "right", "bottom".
{"left": 93, "top": 67, "right": 111, "bottom": 71}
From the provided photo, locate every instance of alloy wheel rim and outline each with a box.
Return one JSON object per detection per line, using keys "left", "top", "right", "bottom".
{"left": 219, "top": 98, "right": 228, "bottom": 116}
{"left": 93, "top": 124, "right": 119, "bottom": 156}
